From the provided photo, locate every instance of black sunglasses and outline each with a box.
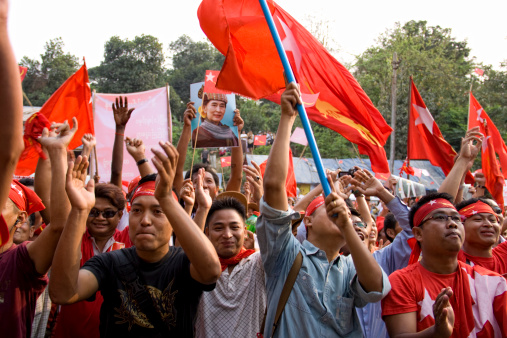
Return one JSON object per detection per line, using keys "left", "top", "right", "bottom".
{"left": 88, "top": 209, "right": 119, "bottom": 218}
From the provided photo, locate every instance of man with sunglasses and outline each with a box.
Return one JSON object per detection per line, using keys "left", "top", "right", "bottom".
{"left": 382, "top": 193, "right": 507, "bottom": 337}
{"left": 52, "top": 183, "right": 131, "bottom": 338}
{"left": 455, "top": 198, "right": 507, "bottom": 277}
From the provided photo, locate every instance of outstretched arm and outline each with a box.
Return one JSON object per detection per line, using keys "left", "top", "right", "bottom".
{"left": 49, "top": 156, "right": 98, "bottom": 305}
{"left": 151, "top": 141, "right": 220, "bottom": 285}
{"left": 263, "top": 82, "right": 301, "bottom": 211}
{"left": 0, "top": 4, "right": 24, "bottom": 216}
{"left": 174, "top": 102, "right": 196, "bottom": 194}
{"left": 438, "top": 128, "right": 482, "bottom": 199}
{"left": 192, "top": 168, "right": 212, "bottom": 231}
{"left": 226, "top": 109, "right": 244, "bottom": 192}
{"left": 27, "top": 119, "right": 78, "bottom": 275}
{"left": 110, "top": 96, "right": 134, "bottom": 188}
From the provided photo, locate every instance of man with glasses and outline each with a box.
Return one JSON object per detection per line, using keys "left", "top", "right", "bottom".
{"left": 455, "top": 198, "right": 507, "bottom": 277}
{"left": 52, "top": 183, "right": 131, "bottom": 338}
{"left": 382, "top": 193, "right": 507, "bottom": 337}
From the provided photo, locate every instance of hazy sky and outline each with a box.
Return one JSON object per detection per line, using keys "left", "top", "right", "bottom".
{"left": 8, "top": 0, "right": 506, "bottom": 69}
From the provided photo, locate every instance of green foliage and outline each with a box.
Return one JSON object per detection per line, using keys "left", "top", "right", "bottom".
{"left": 89, "top": 35, "right": 166, "bottom": 93}
{"left": 167, "top": 35, "right": 225, "bottom": 117}
{"left": 21, "top": 38, "right": 79, "bottom": 106}
{"left": 354, "top": 20, "right": 474, "bottom": 157}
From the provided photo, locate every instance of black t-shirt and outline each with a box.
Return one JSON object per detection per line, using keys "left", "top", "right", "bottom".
{"left": 82, "top": 246, "right": 215, "bottom": 337}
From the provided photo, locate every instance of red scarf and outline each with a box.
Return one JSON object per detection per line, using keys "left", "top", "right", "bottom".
{"left": 219, "top": 247, "right": 256, "bottom": 272}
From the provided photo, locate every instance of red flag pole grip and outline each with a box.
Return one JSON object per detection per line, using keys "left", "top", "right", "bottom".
{"left": 258, "top": 0, "right": 332, "bottom": 197}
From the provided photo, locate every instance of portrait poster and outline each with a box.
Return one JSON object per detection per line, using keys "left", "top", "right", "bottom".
{"left": 190, "top": 70, "right": 238, "bottom": 148}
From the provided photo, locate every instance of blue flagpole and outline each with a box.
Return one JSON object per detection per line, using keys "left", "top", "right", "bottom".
{"left": 258, "top": 0, "right": 332, "bottom": 196}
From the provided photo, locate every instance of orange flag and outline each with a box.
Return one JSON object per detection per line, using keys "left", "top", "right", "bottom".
{"left": 15, "top": 64, "right": 93, "bottom": 176}
{"left": 469, "top": 93, "right": 507, "bottom": 180}
{"left": 198, "top": 0, "right": 392, "bottom": 174}
{"left": 408, "top": 79, "right": 474, "bottom": 183}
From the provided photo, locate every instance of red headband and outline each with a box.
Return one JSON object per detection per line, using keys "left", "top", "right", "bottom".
{"left": 458, "top": 201, "right": 495, "bottom": 219}
{"left": 413, "top": 198, "right": 456, "bottom": 228}
{"left": 9, "top": 180, "right": 45, "bottom": 215}
{"left": 305, "top": 196, "right": 325, "bottom": 218}
{"left": 131, "top": 181, "right": 156, "bottom": 203}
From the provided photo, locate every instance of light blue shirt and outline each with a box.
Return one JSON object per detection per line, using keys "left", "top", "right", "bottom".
{"left": 356, "top": 197, "right": 412, "bottom": 338}
{"left": 256, "top": 198, "right": 391, "bottom": 338}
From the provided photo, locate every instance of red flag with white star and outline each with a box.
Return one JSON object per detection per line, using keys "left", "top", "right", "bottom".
{"left": 408, "top": 79, "right": 473, "bottom": 183}
{"left": 15, "top": 64, "right": 94, "bottom": 176}
{"left": 197, "top": 0, "right": 392, "bottom": 174}
{"left": 254, "top": 135, "right": 267, "bottom": 146}
{"left": 220, "top": 156, "right": 232, "bottom": 167}
{"left": 469, "top": 92, "right": 507, "bottom": 180}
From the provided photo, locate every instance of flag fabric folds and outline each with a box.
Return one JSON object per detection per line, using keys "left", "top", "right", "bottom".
{"left": 469, "top": 93, "right": 507, "bottom": 179}
{"left": 198, "top": 0, "right": 392, "bottom": 174}
{"left": 468, "top": 94, "right": 505, "bottom": 209}
{"left": 408, "top": 79, "right": 473, "bottom": 183}
{"left": 15, "top": 64, "right": 94, "bottom": 176}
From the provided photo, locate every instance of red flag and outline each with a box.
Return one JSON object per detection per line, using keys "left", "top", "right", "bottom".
{"left": 482, "top": 123, "right": 504, "bottom": 210}
{"left": 408, "top": 79, "right": 474, "bottom": 183}
{"left": 220, "top": 156, "right": 232, "bottom": 167}
{"left": 198, "top": 0, "right": 392, "bottom": 174}
{"left": 15, "top": 64, "right": 94, "bottom": 176}
{"left": 254, "top": 135, "right": 267, "bottom": 146}
{"left": 19, "top": 66, "right": 28, "bottom": 82}
{"left": 474, "top": 68, "right": 484, "bottom": 76}
{"left": 204, "top": 70, "right": 232, "bottom": 95}
{"left": 469, "top": 93, "right": 507, "bottom": 179}
{"left": 258, "top": 149, "right": 297, "bottom": 198}
{"left": 400, "top": 160, "right": 415, "bottom": 176}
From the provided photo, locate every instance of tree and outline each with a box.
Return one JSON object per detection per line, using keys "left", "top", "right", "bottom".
{"left": 354, "top": 20, "right": 474, "bottom": 159}
{"left": 166, "top": 35, "right": 225, "bottom": 118}
{"left": 21, "top": 38, "right": 80, "bottom": 106}
{"left": 89, "top": 35, "right": 166, "bottom": 94}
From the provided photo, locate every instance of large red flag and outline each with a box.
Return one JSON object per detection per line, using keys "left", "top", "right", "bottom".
{"left": 198, "top": 0, "right": 392, "bottom": 174}
{"left": 15, "top": 64, "right": 94, "bottom": 176}
{"left": 408, "top": 79, "right": 474, "bottom": 183}
{"left": 481, "top": 123, "right": 504, "bottom": 210}
{"left": 469, "top": 93, "right": 507, "bottom": 180}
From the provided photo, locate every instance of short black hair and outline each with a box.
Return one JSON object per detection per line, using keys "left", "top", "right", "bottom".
{"left": 184, "top": 163, "right": 219, "bottom": 187}
{"left": 409, "top": 192, "right": 454, "bottom": 228}
{"left": 349, "top": 208, "right": 361, "bottom": 218}
{"left": 383, "top": 212, "right": 397, "bottom": 242}
{"left": 18, "top": 177, "right": 34, "bottom": 187}
{"left": 205, "top": 197, "right": 246, "bottom": 228}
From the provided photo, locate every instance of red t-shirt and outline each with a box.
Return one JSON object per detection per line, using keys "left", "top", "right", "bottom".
{"left": 53, "top": 227, "right": 132, "bottom": 338}
{"left": 458, "top": 241, "right": 507, "bottom": 277}
{"left": 382, "top": 261, "right": 507, "bottom": 337}
{"left": 0, "top": 243, "right": 48, "bottom": 338}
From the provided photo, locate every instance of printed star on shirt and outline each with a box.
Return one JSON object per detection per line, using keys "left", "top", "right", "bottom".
{"left": 417, "top": 288, "right": 435, "bottom": 321}
{"left": 429, "top": 200, "right": 437, "bottom": 205}
{"left": 413, "top": 104, "right": 435, "bottom": 134}
{"left": 206, "top": 72, "right": 215, "bottom": 83}
{"left": 11, "top": 184, "right": 16, "bottom": 189}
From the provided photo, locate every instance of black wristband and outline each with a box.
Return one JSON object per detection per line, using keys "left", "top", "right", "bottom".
{"left": 136, "top": 158, "right": 148, "bottom": 166}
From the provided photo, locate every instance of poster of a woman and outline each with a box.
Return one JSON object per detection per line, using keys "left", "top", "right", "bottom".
{"left": 190, "top": 82, "right": 239, "bottom": 148}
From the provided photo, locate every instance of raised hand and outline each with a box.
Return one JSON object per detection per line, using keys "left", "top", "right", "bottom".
{"left": 433, "top": 287, "right": 455, "bottom": 338}
{"left": 243, "top": 230, "right": 255, "bottom": 250}
{"left": 325, "top": 173, "right": 352, "bottom": 230}
{"left": 280, "top": 82, "right": 302, "bottom": 118}
{"left": 183, "top": 102, "right": 197, "bottom": 127}
{"left": 81, "top": 133, "right": 96, "bottom": 148}
{"left": 232, "top": 109, "right": 244, "bottom": 132}
{"left": 243, "top": 160, "right": 264, "bottom": 205}
{"left": 194, "top": 168, "right": 212, "bottom": 210}
{"left": 459, "top": 127, "right": 483, "bottom": 162}
{"left": 243, "top": 181, "right": 251, "bottom": 204}
{"left": 39, "top": 118, "right": 78, "bottom": 150}
{"left": 112, "top": 96, "right": 134, "bottom": 127}
{"left": 348, "top": 168, "right": 385, "bottom": 197}
{"left": 65, "top": 155, "right": 95, "bottom": 210}
{"left": 151, "top": 141, "right": 179, "bottom": 201}
{"left": 125, "top": 137, "right": 146, "bottom": 162}
{"left": 179, "top": 178, "right": 195, "bottom": 214}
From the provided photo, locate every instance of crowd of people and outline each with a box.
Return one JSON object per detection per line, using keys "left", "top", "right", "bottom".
{"left": 1, "top": 3, "right": 507, "bottom": 338}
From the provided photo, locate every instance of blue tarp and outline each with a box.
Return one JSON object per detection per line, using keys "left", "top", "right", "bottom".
{"left": 246, "top": 155, "right": 445, "bottom": 191}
